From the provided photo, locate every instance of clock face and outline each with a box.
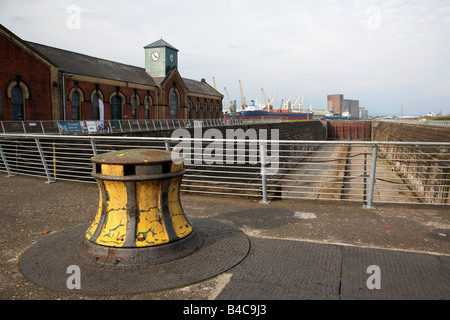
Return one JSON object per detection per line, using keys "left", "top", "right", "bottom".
{"left": 169, "top": 54, "right": 174, "bottom": 62}
{"left": 151, "top": 51, "right": 160, "bottom": 61}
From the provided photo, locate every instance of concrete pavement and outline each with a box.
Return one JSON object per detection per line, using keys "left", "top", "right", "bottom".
{"left": 0, "top": 175, "right": 449, "bottom": 300}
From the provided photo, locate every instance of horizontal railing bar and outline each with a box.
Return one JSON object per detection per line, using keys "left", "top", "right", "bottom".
{"left": 3, "top": 133, "right": 450, "bottom": 146}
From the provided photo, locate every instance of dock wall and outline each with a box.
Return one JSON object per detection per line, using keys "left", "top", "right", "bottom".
{"left": 372, "top": 121, "right": 450, "bottom": 204}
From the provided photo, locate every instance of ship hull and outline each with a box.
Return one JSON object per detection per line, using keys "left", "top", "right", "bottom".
{"left": 241, "top": 110, "right": 312, "bottom": 120}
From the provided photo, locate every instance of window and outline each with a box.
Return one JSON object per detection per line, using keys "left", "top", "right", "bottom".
{"left": 11, "top": 85, "right": 24, "bottom": 121}
{"left": 195, "top": 102, "right": 199, "bottom": 119}
{"left": 131, "top": 97, "right": 137, "bottom": 120}
{"left": 71, "top": 91, "right": 80, "bottom": 120}
{"left": 210, "top": 103, "right": 213, "bottom": 119}
{"left": 111, "top": 95, "right": 122, "bottom": 121}
{"left": 187, "top": 101, "right": 192, "bottom": 119}
{"left": 169, "top": 91, "right": 178, "bottom": 119}
{"left": 145, "top": 97, "right": 150, "bottom": 120}
{"left": 93, "top": 93, "right": 100, "bottom": 120}
{"left": 203, "top": 103, "right": 206, "bottom": 119}
{"left": 0, "top": 88, "right": 3, "bottom": 117}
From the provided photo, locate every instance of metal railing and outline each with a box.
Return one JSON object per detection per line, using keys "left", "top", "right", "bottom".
{"left": 0, "top": 118, "right": 281, "bottom": 135}
{"left": 1, "top": 133, "right": 449, "bottom": 206}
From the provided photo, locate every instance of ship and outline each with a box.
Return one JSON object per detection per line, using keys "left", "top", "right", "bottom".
{"left": 324, "top": 111, "right": 352, "bottom": 120}
{"left": 241, "top": 108, "right": 313, "bottom": 120}
{"left": 239, "top": 102, "right": 313, "bottom": 121}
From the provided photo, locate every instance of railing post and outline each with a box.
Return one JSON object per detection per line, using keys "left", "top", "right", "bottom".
{"left": 90, "top": 138, "right": 98, "bottom": 156}
{"left": 164, "top": 139, "right": 170, "bottom": 151}
{"left": 35, "top": 137, "right": 54, "bottom": 183}
{"left": 364, "top": 143, "right": 378, "bottom": 209}
{"left": 259, "top": 141, "right": 271, "bottom": 204}
{"left": 0, "top": 143, "right": 14, "bottom": 177}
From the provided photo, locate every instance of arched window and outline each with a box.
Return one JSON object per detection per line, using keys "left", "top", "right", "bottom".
{"left": 93, "top": 93, "right": 100, "bottom": 120}
{"left": 169, "top": 90, "right": 178, "bottom": 119}
{"left": 216, "top": 104, "right": 219, "bottom": 119}
{"left": 195, "top": 102, "right": 199, "bottom": 119}
{"left": 71, "top": 91, "right": 80, "bottom": 120}
{"left": 203, "top": 103, "right": 206, "bottom": 119}
{"left": 144, "top": 96, "right": 150, "bottom": 120}
{"left": 111, "top": 95, "right": 122, "bottom": 126}
{"left": 12, "top": 85, "right": 24, "bottom": 121}
{"left": 131, "top": 97, "right": 137, "bottom": 120}
{"left": 210, "top": 103, "right": 213, "bottom": 119}
{"left": 0, "top": 88, "right": 3, "bottom": 117}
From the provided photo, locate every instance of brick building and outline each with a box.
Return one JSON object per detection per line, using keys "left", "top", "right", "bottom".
{"left": 0, "top": 24, "right": 223, "bottom": 122}
{"left": 327, "top": 94, "right": 344, "bottom": 115}
{"left": 327, "top": 94, "right": 359, "bottom": 119}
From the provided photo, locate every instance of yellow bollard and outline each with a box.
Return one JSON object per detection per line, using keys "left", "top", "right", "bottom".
{"left": 81, "top": 149, "right": 202, "bottom": 266}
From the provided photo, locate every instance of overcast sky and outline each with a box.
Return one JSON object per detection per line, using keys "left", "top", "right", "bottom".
{"left": 1, "top": 0, "right": 449, "bottom": 116}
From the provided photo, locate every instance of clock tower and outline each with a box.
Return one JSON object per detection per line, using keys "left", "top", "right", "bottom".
{"left": 144, "top": 39, "right": 178, "bottom": 78}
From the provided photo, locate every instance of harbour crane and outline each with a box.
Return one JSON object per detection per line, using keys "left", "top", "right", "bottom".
{"left": 298, "top": 93, "right": 306, "bottom": 112}
{"left": 292, "top": 93, "right": 305, "bottom": 112}
{"left": 223, "top": 87, "right": 234, "bottom": 113}
{"left": 261, "top": 89, "right": 277, "bottom": 110}
{"left": 283, "top": 92, "right": 293, "bottom": 110}
{"left": 292, "top": 93, "right": 302, "bottom": 111}
{"left": 239, "top": 80, "right": 247, "bottom": 109}
{"left": 261, "top": 88, "right": 269, "bottom": 106}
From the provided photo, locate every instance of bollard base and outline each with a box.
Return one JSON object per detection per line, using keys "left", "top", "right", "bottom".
{"left": 19, "top": 218, "right": 250, "bottom": 295}
{"left": 80, "top": 230, "right": 203, "bottom": 267}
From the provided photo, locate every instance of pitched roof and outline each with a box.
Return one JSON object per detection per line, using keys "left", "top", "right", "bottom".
{"left": 27, "top": 41, "right": 158, "bottom": 86}
{"left": 183, "top": 78, "right": 223, "bottom": 97}
{"left": 144, "top": 39, "right": 178, "bottom": 51}
{"left": 24, "top": 39, "right": 221, "bottom": 98}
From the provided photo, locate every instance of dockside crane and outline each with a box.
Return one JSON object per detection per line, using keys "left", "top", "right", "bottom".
{"left": 261, "top": 89, "right": 269, "bottom": 106}
{"left": 292, "top": 93, "right": 302, "bottom": 111}
{"left": 223, "top": 87, "right": 234, "bottom": 113}
{"left": 298, "top": 93, "right": 306, "bottom": 112}
{"left": 283, "top": 92, "right": 293, "bottom": 110}
{"left": 239, "top": 80, "right": 247, "bottom": 110}
{"left": 261, "top": 89, "right": 277, "bottom": 110}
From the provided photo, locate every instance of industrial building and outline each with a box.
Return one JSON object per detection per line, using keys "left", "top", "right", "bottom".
{"left": 0, "top": 24, "right": 223, "bottom": 122}
{"left": 327, "top": 94, "right": 360, "bottom": 119}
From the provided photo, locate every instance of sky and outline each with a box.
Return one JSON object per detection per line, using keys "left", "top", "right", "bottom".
{"left": 1, "top": 0, "right": 449, "bottom": 116}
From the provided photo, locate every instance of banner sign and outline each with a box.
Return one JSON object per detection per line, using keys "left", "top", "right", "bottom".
{"left": 58, "top": 121, "right": 103, "bottom": 134}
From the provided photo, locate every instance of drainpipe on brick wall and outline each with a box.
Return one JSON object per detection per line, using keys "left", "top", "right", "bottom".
{"left": 61, "top": 73, "right": 73, "bottom": 121}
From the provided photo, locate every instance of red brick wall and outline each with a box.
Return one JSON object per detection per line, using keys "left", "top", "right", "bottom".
{"left": 0, "top": 35, "right": 53, "bottom": 121}
{"left": 64, "top": 80, "right": 156, "bottom": 121}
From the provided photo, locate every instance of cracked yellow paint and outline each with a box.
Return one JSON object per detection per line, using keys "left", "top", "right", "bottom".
{"left": 135, "top": 180, "right": 169, "bottom": 247}
{"left": 86, "top": 152, "right": 192, "bottom": 248}
{"left": 168, "top": 176, "right": 192, "bottom": 238}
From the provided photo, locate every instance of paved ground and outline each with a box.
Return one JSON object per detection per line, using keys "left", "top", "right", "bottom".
{"left": 0, "top": 175, "right": 449, "bottom": 301}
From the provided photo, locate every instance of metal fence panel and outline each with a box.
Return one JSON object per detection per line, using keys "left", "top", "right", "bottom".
{"left": 1, "top": 134, "right": 449, "bottom": 206}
